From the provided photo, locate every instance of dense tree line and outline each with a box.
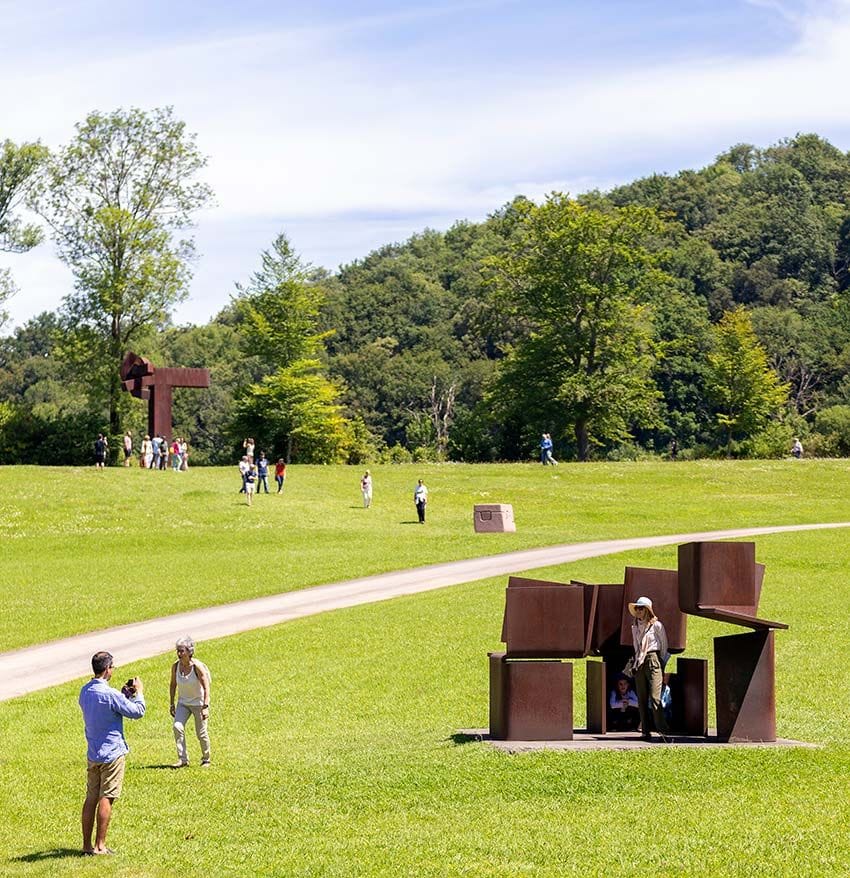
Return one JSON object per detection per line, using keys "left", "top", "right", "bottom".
{"left": 2, "top": 119, "right": 850, "bottom": 464}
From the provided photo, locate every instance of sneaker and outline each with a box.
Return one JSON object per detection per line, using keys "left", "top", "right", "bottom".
{"left": 172, "top": 761, "right": 189, "bottom": 768}
{"left": 200, "top": 759, "right": 211, "bottom": 767}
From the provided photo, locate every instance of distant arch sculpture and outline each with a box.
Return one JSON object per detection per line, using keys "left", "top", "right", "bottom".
{"left": 120, "top": 352, "right": 211, "bottom": 442}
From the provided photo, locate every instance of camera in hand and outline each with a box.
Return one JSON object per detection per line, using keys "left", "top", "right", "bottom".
{"left": 122, "top": 678, "right": 137, "bottom": 698}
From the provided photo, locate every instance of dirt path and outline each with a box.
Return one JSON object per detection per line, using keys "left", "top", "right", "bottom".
{"left": 2, "top": 521, "right": 847, "bottom": 702}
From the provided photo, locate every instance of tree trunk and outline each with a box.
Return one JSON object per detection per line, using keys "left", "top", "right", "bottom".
{"left": 575, "top": 420, "right": 589, "bottom": 461}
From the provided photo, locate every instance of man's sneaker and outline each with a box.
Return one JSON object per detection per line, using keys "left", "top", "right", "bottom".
{"left": 172, "top": 761, "right": 189, "bottom": 768}
{"left": 200, "top": 759, "right": 211, "bottom": 767}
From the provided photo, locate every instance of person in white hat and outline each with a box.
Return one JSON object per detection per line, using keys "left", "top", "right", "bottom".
{"left": 628, "top": 596, "right": 672, "bottom": 742}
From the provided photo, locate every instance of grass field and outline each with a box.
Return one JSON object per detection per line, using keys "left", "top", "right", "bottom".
{"left": 1, "top": 460, "right": 850, "bottom": 651}
{"left": 0, "top": 462, "right": 849, "bottom": 876}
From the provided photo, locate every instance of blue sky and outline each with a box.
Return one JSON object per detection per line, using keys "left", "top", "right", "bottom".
{"left": 2, "top": 0, "right": 850, "bottom": 329}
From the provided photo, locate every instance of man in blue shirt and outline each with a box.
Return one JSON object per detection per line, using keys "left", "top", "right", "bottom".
{"left": 79, "top": 651, "right": 146, "bottom": 855}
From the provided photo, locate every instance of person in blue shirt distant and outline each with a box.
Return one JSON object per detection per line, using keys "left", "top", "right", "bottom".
{"left": 78, "top": 651, "right": 146, "bottom": 856}
{"left": 256, "top": 452, "right": 270, "bottom": 493}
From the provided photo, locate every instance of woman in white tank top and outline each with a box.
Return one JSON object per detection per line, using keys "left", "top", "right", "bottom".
{"left": 169, "top": 636, "right": 212, "bottom": 767}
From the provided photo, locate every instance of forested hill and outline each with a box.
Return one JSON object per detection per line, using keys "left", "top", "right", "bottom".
{"left": 318, "top": 133, "right": 850, "bottom": 461}
{"left": 2, "top": 131, "right": 850, "bottom": 464}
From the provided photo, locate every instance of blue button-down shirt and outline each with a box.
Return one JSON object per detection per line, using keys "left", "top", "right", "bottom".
{"left": 79, "top": 677, "right": 146, "bottom": 763}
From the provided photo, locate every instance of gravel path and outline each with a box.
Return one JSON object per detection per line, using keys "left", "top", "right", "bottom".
{"left": 2, "top": 521, "right": 847, "bottom": 702}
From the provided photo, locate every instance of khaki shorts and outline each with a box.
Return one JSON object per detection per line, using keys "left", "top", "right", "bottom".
{"left": 86, "top": 755, "right": 126, "bottom": 800}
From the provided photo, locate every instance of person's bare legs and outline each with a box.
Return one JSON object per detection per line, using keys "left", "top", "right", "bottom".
{"left": 82, "top": 793, "right": 98, "bottom": 852}
{"left": 82, "top": 794, "right": 114, "bottom": 853}
{"left": 94, "top": 796, "right": 114, "bottom": 851}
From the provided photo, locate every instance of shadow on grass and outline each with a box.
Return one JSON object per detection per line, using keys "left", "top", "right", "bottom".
{"left": 136, "top": 763, "right": 185, "bottom": 770}
{"left": 450, "top": 731, "right": 486, "bottom": 745}
{"left": 10, "top": 848, "right": 87, "bottom": 862}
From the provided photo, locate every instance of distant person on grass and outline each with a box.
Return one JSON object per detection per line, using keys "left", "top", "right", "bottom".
{"left": 122, "top": 431, "right": 133, "bottom": 467}
{"left": 791, "top": 438, "right": 803, "bottom": 459}
{"left": 414, "top": 479, "right": 428, "bottom": 523}
{"left": 361, "top": 470, "right": 372, "bottom": 508}
{"left": 275, "top": 458, "right": 287, "bottom": 493}
{"left": 238, "top": 455, "right": 250, "bottom": 493}
{"left": 256, "top": 452, "right": 270, "bottom": 493}
{"left": 94, "top": 433, "right": 108, "bottom": 469}
{"left": 141, "top": 434, "right": 153, "bottom": 469}
{"left": 539, "top": 433, "right": 557, "bottom": 465}
{"left": 244, "top": 463, "right": 257, "bottom": 506}
{"left": 79, "top": 650, "right": 145, "bottom": 855}
{"left": 169, "top": 636, "right": 212, "bottom": 768}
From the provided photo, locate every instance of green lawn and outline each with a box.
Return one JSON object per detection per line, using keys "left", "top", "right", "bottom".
{"left": 0, "top": 462, "right": 848, "bottom": 876}
{"left": 1, "top": 460, "right": 849, "bottom": 651}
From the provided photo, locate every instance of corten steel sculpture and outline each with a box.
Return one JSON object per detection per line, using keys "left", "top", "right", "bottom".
{"left": 487, "top": 541, "right": 783, "bottom": 742}
{"left": 489, "top": 576, "right": 596, "bottom": 740}
{"left": 474, "top": 504, "right": 516, "bottom": 533}
{"left": 120, "top": 352, "right": 211, "bottom": 442}
{"left": 678, "top": 541, "right": 787, "bottom": 743}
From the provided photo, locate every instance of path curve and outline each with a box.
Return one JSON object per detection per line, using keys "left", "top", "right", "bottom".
{"left": 2, "top": 521, "right": 848, "bottom": 702}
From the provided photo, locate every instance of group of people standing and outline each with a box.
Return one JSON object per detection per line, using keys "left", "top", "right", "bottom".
{"left": 123, "top": 432, "right": 189, "bottom": 471}
{"left": 78, "top": 636, "right": 212, "bottom": 855}
{"left": 238, "top": 439, "right": 286, "bottom": 506}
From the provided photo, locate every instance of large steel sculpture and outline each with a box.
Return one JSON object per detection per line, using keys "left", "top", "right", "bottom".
{"left": 120, "top": 352, "right": 211, "bottom": 441}
{"left": 488, "top": 541, "right": 786, "bottom": 743}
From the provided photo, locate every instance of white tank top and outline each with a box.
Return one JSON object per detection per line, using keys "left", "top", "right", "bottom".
{"left": 176, "top": 663, "right": 204, "bottom": 706}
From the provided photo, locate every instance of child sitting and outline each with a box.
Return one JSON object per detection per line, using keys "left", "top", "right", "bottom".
{"left": 609, "top": 674, "right": 641, "bottom": 731}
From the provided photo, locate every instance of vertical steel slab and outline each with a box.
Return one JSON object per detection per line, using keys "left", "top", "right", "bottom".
{"left": 714, "top": 630, "right": 776, "bottom": 742}
{"left": 676, "top": 657, "right": 709, "bottom": 737}
{"left": 488, "top": 654, "right": 573, "bottom": 740}
{"left": 586, "top": 660, "right": 607, "bottom": 734}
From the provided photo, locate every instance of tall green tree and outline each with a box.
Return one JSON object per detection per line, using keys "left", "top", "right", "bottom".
{"left": 233, "top": 234, "right": 351, "bottom": 462}
{"left": 31, "top": 107, "right": 213, "bottom": 434}
{"left": 234, "top": 234, "right": 332, "bottom": 372}
{"left": 486, "top": 195, "right": 673, "bottom": 460}
{"left": 0, "top": 139, "right": 48, "bottom": 328}
{"left": 706, "top": 307, "right": 790, "bottom": 451}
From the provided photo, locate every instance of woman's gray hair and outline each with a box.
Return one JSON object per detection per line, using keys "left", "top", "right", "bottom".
{"left": 175, "top": 636, "right": 195, "bottom": 656}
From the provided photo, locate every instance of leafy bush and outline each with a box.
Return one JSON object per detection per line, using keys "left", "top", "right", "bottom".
{"left": 815, "top": 405, "right": 850, "bottom": 456}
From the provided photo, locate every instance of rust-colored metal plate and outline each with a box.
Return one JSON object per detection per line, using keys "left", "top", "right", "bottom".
{"left": 573, "top": 582, "right": 624, "bottom": 655}
{"left": 501, "top": 577, "right": 595, "bottom": 658}
{"left": 585, "top": 660, "right": 607, "bottom": 734}
{"left": 679, "top": 542, "right": 785, "bottom": 630}
{"left": 714, "top": 630, "right": 776, "bottom": 742}
{"left": 488, "top": 655, "right": 573, "bottom": 741}
{"left": 619, "top": 567, "right": 687, "bottom": 652}
{"left": 675, "top": 657, "right": 708, "bottom": 736}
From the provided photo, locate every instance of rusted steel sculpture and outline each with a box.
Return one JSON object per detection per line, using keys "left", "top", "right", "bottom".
{"left": 487, "top": 541, "right": 785, "bottom": 743}
{"left": 678, "top": 541, "right": 787, "bottom": 743}
{"left": 120, "top": 352, "right": 210, "bottom": 442}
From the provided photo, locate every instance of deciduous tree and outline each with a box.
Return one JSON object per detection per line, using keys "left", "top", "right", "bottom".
{"left": 706, "top": 307, "right": 790, "bottom": 451}
{"left": 486, "top": 195, "right": 673, "bottom": 460}
{"left": 32, "top": 107, "right": 212, "bottom": 434}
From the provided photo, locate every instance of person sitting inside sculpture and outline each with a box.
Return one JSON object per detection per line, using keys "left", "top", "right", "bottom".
{"left": 661, "top": 672, "right": 673, "bottom": 727}
{"left": 608, "top": 674, "right": 640, "bottom": 731}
